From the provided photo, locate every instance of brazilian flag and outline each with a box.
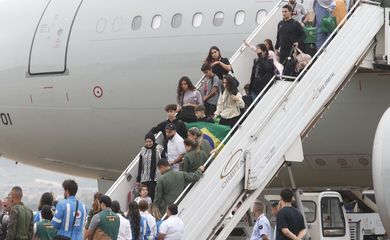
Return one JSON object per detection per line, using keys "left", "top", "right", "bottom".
{"left": 186, "top": 122, "right": 231, "bottom": 149}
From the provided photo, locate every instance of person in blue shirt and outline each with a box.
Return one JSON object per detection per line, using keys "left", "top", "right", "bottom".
{"left": 52, "top": 180, "right": 87, "bottom": 240}
{"left": 251, "top": 201, "right": 271, "bottom": 240}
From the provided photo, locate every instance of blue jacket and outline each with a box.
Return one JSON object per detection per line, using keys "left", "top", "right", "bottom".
{"left": 142, "top": 216, "right": 152, "bottom": 240}
{"left": 51, "top": 196, "right": 87, "bottom": 240}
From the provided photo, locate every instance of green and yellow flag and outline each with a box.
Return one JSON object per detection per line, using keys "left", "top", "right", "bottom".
{"left": 186, "top": 122, "right": 231, "bottom": 149}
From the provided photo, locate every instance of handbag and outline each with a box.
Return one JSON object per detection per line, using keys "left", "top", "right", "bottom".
{"left": 177, "top": 105, "right": 197, "bottom": 122}
{"left": 293, "top": 47, "right": 312, "bottom": 72}
{"left": 321, "top": 13, "right": 337, "bottom": 33}
{"left": 53, "top": 200, "right": 79, "bottom": 240}
{"left": 282, "top": 48, "right": 298, "bottom": 77}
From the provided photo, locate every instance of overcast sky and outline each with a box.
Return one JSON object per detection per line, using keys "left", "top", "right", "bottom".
{"left": 0, "top": 157, "right": 98, "bottom": 211}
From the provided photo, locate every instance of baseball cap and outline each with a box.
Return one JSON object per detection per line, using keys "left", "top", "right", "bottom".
{"left": 165, "top": 123, "right": 176, "bottom": 131}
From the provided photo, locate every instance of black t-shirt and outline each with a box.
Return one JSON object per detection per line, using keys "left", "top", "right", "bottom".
{"left": 212, "top": 57, "right": 231, "bottom": 80}
{"left": 276, "top": 206, "right": 305, "bottom": 240}
{"left": 149, "top": 118, "right": 188, "bottom": 140}
{"left": 275, "top": 19, "right": 305, "bottom": 50}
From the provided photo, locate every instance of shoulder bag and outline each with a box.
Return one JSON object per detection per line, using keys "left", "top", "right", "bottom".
{"left": 53, "top": 200, "right": 79, "bottom": 240}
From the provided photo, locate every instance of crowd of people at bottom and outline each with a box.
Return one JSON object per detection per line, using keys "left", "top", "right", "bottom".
{"left": 0, "top": 181, "right": 306, "bottom": 240}
{"left": 0, "top": 179, "right": 193, "bottom": 240}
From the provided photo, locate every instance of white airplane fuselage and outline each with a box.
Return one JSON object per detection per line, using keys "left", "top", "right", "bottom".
{"left": 0, "top": 0, "right": 389, "bottom": 191}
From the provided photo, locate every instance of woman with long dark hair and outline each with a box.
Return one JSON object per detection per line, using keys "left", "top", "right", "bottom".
{"left": 34, "top": 192, "right": 54, "bottom": 222}
{"left": 127, "top": 201, "right": 146, "bottom": 240}
{"left": 214, "top": 75, "right": 245, "bottom": 128}
{"left": 204, "top": 46, "right": 232, "bottom": 80}
{"left": 176, "top": 76, "right": 202, "bottom": 122}
{"left": 136, "top": 132, "right": 164, "bottom": 202}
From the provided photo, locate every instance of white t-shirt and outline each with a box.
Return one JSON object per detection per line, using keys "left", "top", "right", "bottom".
{"left": 134, "top": 196, "right": 152, "bottom": 205}
{"left": 116, "top": 213, "right": 132, "bottom": 240}
{"left": 140, "top": 211, "right": 157, "bottom": 238}
{"left": 159, "top": 215, "right": 184, "bottom": 240}
{"left": 167, "top": 133, "right": 185, "bottom": 171}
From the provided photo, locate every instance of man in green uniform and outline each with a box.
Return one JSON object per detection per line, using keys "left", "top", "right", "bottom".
{"left": 34, "top": 205, "right": 56, "bottom": 240}
{"left": 6, "top": 186, "right": 34, "bottom": 240}
{"left": 86, "top": 195, "right": 120, "bottom": 240}
{"left": 154, "top": 159, "right": 205, "bottom": 214}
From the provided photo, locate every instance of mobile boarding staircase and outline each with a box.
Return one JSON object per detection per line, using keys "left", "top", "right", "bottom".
{"left": 107, "top": 0, "right": 385, "bottom": 238}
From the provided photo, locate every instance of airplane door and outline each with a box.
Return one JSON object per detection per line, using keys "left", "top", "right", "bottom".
{"left": 28, "top": 0, "right": 83, "bottom": 75}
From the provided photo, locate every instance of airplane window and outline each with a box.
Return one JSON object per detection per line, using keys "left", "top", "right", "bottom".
{"left": 132, "top": 16, "right": 142, "bottom": 30}
{"left": 193, "top": 12, "right": 203, "bottom": 27}
{"left": 213, "top": 11, "right": 224, "bottom": 26}
{"left": 256, "top": 10, "right": 268, "bottom": 25}
{"left": 302, "top": 201, "right": 316, "bottom": 223}
{"left": 96, "top": 18, "right": 107, "bottom": 33}
{"left": 172, "top": 13, "right": 183, "bottom": 28}
{"left": 113, "top": 16, "right": 124, "bottom": 32}
{"left": 152, "top": 15, "right": 162, "bottom": 30}
{"left": 234, "top": 10, "right": 246, "bottom": 26}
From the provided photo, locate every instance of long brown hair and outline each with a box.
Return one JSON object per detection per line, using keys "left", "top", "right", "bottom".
{"left": 92, "top": 192, "right": 103, "bottom": 214}
{"left": 205, "top": 46, "right": 221, "bottom": 64}
{"left": 223, "top": 75, "right": 239, "bottom": 95}
{"left": 176, "top": 76, "right": 196, "bottom": 103}
{"left": 150, "top": 203, "right": 162, "bottom": 221}
{"left": 264, "top": 39, "right": 275, "bottom": 51}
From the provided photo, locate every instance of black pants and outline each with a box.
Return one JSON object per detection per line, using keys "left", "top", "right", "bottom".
{"left": 142, "top": 181, "right": 157, "bottom": 202}
{"left": 280, "top": 47, "right": 292, "bottom": 67}
{"left": 204, "top": 102, "right": 217, "bottom": 116}
{"left": 220, "top": 116, "right": 240, "bottom": 128}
